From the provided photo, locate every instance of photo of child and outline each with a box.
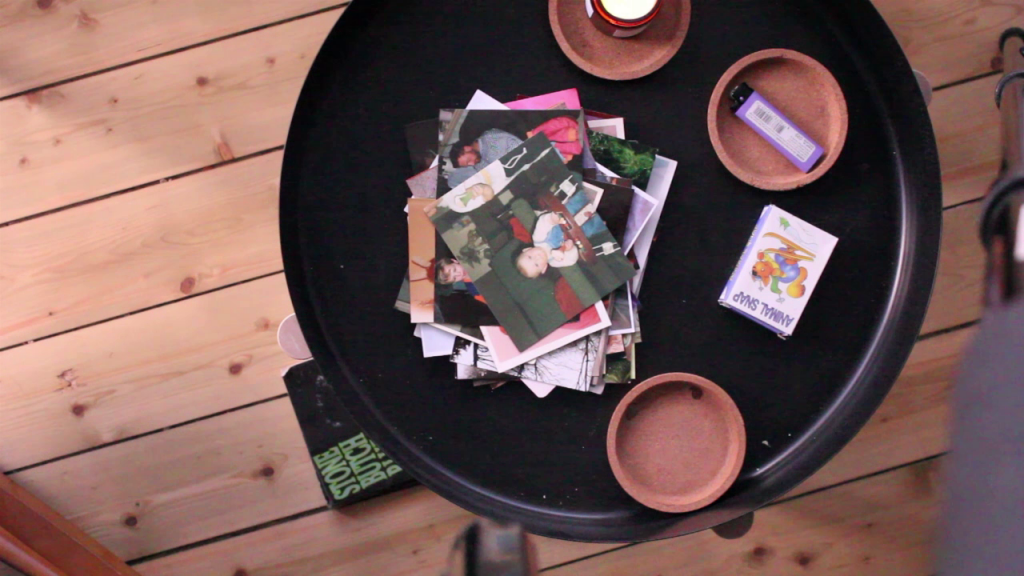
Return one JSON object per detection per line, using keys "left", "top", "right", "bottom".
{"left": 437, "top": 109, "right": 589, "bottom": 197}
{"left": 443, "top": 182, "right": 496, "bottom": 214}
{"left": 432, "top": 242, "right": 498, "bottom": 327}
{"left": 427, "top": 134, "right": 635, "bottom": 351}
{"left": 515, "top": 186, "right": 605, "bottom": 276}
{"left": 436, "top": 256, "right": 472, "bottom": 286}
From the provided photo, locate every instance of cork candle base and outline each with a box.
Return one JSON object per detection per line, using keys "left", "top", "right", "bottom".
{"left": 550, "top": 0, "right": 691, "bottom": 81}
{"left": 708, "top": 49, "right": 848, "bottom": 190}
{"left": 607, "top": 373, "right": 746, "bottom": 513}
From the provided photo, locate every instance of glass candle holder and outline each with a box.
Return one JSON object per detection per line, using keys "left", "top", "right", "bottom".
{"left": 585, "top": 0, "right": 663, "bottom": 38}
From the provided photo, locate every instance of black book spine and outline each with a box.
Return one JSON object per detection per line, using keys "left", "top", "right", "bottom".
{"left": 283, "top": 360, "right": 416, "bottom": 507}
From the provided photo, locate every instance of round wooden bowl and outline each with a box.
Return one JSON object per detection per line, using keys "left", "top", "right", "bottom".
{"left": 607, "top": 373, "right": 746, "bottom": 513}
{"left": 707, "top": 49, "right": 848, "bottom": 190}
{"left": 549, "top": 0, "right": 691, "bottom": 81}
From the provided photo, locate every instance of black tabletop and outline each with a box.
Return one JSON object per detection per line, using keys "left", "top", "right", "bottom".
{"left": 280, "top": 0, "right": 941, "bottom": 541}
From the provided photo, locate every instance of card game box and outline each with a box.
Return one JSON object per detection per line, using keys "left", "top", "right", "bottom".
{"left": 719, "top": 205, "right": 838, "bottom": 338}
{"left": 283, "top": 361, "right": 416, "bottom": 507}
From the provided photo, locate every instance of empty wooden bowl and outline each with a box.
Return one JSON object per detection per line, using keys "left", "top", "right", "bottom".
{"left": 607, "top": 373, "right": 745, "bottom": 513}
{"left": 549, "top": 0, "right": 691, "bottom": 81}
{"left": 708, "top": 49, "right": 848, "bottom": 190}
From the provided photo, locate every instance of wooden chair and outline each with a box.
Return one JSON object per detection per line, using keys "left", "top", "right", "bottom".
{"left": 0, "top": 474, "right": 139, "bottom": 576}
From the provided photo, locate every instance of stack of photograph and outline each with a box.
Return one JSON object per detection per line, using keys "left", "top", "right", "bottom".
{"left": 395, "top": 89, "right": 677, "bottom": 397}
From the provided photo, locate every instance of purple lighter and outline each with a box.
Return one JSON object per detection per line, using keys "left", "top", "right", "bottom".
{"left": 730, "top": 83, "right": 824, "bottom": 173}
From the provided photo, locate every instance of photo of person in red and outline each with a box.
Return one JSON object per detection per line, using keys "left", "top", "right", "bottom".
{"left": 438, "top": 109, "right": 589, "bottom": 196}
{"left": 526, "top": 116, "right": 584, "bottom": 164}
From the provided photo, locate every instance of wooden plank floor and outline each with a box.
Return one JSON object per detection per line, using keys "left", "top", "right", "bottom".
{"left": 1, "top": 0, "right": 1018, "bottom": 574}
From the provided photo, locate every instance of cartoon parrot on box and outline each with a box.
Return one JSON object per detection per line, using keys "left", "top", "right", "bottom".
{"left": 751, "top": 232, "right": 816, "bottom": 302}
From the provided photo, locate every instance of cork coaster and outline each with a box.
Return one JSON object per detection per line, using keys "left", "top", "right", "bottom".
{"left": 708, "top": 49, "right": 848, "bottom": 190}
{"left": 550, "top": 0, "right": 691, "bottom": 81}
{"left": 607, "top": 373, "right": 745, "bottom": 513}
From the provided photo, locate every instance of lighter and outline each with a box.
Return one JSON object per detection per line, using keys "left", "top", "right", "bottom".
{"left": 730, "top": 83, "right": 825, "bottom": 173}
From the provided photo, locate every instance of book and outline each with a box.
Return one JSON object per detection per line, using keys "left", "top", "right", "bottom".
{"left": 283, "top": 361, "right": 415, "bottom": 507}
{"left": 719, "top": 205, "right": 838, "bottom": 338}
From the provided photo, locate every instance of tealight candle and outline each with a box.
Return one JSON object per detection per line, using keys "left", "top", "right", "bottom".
{"left": 586, "top": 0, "right": 662, "bottom": 38}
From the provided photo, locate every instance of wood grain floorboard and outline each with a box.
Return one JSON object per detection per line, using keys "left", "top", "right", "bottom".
{"left": 6, "top": 321, "right": 962, "bottom": 568}
{"left": 873, "top": 0, "right": 1019, "bottom": 87}
{"left": 0, "top": 11, "right": 339, "bottom": 223}
{"left": 0, "top": 152, "right": 284, "bottom": 348}
{"left": 0, "top": 0, "right": 347, "bottom": 98}
{"left": 932, "top": 75, "right": 1002, "bottom": 207}
{"left": 0, "top": 274, "right": 292, "bottom": 471}
{"left": 545, "top": 459, "right": 944, "bottom": 575}
{"left": 8, "top": 399, "right": 323, "bottom": 561}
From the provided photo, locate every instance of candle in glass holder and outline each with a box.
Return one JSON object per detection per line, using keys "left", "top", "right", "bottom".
{"left": 586, "top": 0, "right": 662, "bottom": 38}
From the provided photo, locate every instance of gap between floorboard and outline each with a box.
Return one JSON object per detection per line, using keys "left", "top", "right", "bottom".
{"left": 538, "top": 452, "right": 948, "bottom": 572}
{"left": 2, "top": 393, "right": 290, "bottom": 476}
{"left": 1, "top": 52, "right": 993, "bottom": 229}
{"left": 0, "top": 197, "right": 986, "bottom": 353}
{"left": 0, "top": 269, "right": 285, "bottom": 355}
{"left": 0, "top": 4, "right": 350, "bottom": 104}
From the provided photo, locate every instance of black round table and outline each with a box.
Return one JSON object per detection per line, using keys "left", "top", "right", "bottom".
{"left": 280, "top": 0, "right": 941, "bottom": 542}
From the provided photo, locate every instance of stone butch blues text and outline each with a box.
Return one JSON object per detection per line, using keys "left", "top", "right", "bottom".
{"left": 313, "top": 432, "right": 404, "bottom": 501}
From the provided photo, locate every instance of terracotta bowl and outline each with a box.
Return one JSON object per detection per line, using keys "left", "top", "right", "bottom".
{"left": 707, "top": 49, "right": 848, "bottom": 190}
{"left": 549, "top": 0, "right": 691, "bottom": 81}
{"left": 607, "top": 373, "right": 746, "bottom": 513}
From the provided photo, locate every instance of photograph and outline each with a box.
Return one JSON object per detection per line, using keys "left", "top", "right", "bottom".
{"left": 586, "top": 117, "right": 626, "bottom": 139}
{"left": 415, "top": 323, "right": 457, "bottom": 358}
{"left": 629, "top": 155, "right": 678, "bottom": 291}
{"left": 521, "top": 380, "right": 556, "bottom": 398}
{"left": 455, "top": 362, "right": 514, "bottom": 382}
{"left": 583, "top": 168, "right": 632, "bottom": 189}
{"left": 394, "top": 271, "right": 411, "bottom": 314}
{"left": 451, "top": 338, "right": 534, "bottom": 375}
{"left": 426, "top": 134, "right": 635, "bottom": 350}
{"left": 405, "top": 118, "right": 440, "bottom": 174}
{"left": 574, "top": 181, "right": 605, "bottom": 223}
{"left": 480, "top": 302, "right": 610, "bottom": 373}
{"left": 431, "top": 323, "right": 487, "bottom": 347}
{"left": 592, "top": 162, "right": 660, "bottom": 256}
{"left": 588, "top": 130, "right": 658, "bottom": 190}
{"left": 605, "top": 356, "right": 631, "bottom": 384}
{"left": 506, "top": 88, "right": 581, "bottom": 111}
{"left": 503, "top": 90, "right": 606, "bottom": 179}
{"left": 584, "top": 177, "right": 634, "bottom": 245}
{"left": 607, "top": 333, "right": 625, "bottom": 354}
{"left": 453, "top": 330, "right": 605, "bottom": 391}
{"left": 407, "top": 198, "right": 435, "bottom": 323}
{"left": 432, "top": 232, "right": 500, "bottom": 327}
{"left": 506, "top": 90, "right": 619, "bottom": 126}
{"left": 608, "top": 286, "right": 637, "bottom": 335}
{"left": 589, "top": 325, "right": 610, "bottom": 385}
{"left": 436, "top": 109, "right": 589, "bottom": 197}
{"left": 406, "top": 167, "right": 437, "bottom": 198}
{"left": 584, "top": 108, "right": 621, "bottom": 121}
{"left": 623, "top": 186, "right": 659, "bottom": 254}
{"left": 605, "top": 332, "right": 639, "bottom": 384}
{"left": 466, "top": 90, "right": 506, "bottom": 110}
